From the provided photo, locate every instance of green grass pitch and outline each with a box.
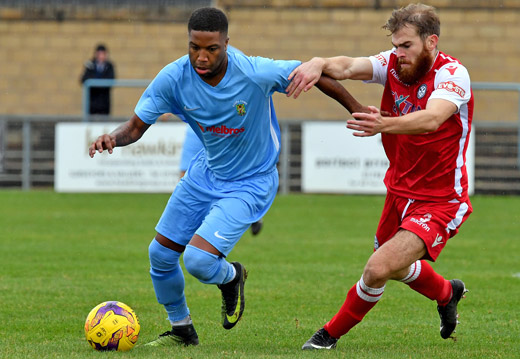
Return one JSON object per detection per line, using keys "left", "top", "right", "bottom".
{"left": 1, "top": 191, "right": 519, "bottom": 358}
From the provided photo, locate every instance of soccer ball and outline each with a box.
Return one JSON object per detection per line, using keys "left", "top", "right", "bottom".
{"left": 84, "top": 301, "right": 140, "bottom": 351}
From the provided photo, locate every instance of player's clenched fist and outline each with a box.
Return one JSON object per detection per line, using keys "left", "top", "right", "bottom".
{"left": 89, "top": 134, "right": 116, "bottom": 158}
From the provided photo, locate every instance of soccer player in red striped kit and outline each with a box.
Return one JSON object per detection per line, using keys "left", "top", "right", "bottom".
{"left": 286, "top": 3, "right": 473, "bottom": 349}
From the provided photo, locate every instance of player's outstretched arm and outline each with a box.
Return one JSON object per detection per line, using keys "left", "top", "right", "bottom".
{"left": 88, "top": 114, "right": 151, "bottom": 158}
{"left": 315, "top": 75, "right": 369, "bottom": 115}
{"left": 348, "top": 99, "right": 457, "bottom": 137}
{"left": 286, "top": 56, "right": 373, "bottom": 99}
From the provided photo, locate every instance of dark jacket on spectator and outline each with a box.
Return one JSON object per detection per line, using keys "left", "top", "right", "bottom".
{"left": 80, "top": 59, "right": 115, "bottom": 114}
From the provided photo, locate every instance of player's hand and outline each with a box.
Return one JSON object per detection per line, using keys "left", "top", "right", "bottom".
{"left": 347, "top": 106, "right": 384, "bottom": 137}
{"left": 89, "top": 134, "right": 116, "bottom": 158}
{"left": 286, "top": 58, "right": 325, "bottom": 99}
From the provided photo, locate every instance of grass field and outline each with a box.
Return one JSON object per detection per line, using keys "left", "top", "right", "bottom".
{"left": 1, "top": 191, "right": 519, "bottom": 359}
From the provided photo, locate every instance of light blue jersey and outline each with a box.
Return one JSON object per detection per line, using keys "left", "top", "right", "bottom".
{"left": 179, "top": 125, "right": 203, "bottom": 172}
{"left": 178, "top": 95, "right": 279, "bottom": 173}
{"left": 135, "top": 50, "right": 300, "bottom": 180}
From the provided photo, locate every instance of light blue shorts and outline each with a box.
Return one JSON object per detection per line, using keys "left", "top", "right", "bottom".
{"left": 156, "top": 151, "right": 278, "bottom": 257}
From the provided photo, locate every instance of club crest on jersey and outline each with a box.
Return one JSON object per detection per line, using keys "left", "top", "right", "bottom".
{"left": 417, "top": 84, "right": 427, "bottom": 99}
{"left": 234, "top": 100, "right": 247, "bottom": 116}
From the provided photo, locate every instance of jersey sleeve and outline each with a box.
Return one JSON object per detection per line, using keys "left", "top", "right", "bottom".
{"left": 134, "top": 62, "right": 183, "bottom": 124}
{"left": 245, "top": 56, "right": 301, "bottom": 96}
{"left": 365, "top": 50, "right": 392, "bottom": 86}
{"left": 429, "top": 63, "right": 471, "bottom": 111}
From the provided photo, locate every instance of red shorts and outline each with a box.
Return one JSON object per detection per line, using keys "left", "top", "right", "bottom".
{"left": 374, "top": 192, "right": 472, "bottom": 261}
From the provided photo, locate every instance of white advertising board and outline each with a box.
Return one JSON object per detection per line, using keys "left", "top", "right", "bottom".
{"left": 55, "top": 122, "right": 187, "bottom": 193}
{"left": 302, "top": 121, "right": 474, "bottom": 195}
{"left": 302, "top": 122, "right": 388, "bottom": 194}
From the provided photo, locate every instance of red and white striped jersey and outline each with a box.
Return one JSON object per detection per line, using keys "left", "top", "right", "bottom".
{"left": 367, "top": 49, "right": 474, "bottom": 202}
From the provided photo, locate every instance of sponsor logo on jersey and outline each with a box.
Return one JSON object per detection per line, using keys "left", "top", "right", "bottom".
{"left": 437, "top": 81, "right": 466, "bottom": 98}
{"left": 394, "top": 94, "right": 410, "bottom": 115}
{"left": 197, "top": 122, "right": 245, "bottom": 136}
{"left": 446, "top": 65, "right": 458, "bottom": 75}
{"left": 432, "top": 233, "right": 444, "bottom": 247}
{"left": 234, "top": 100, "right": 248, "bottom": 116}
{"left": 391, "top": 92, "right": 422, "bottom": 115}
{"left": 390, "top": 68, "right": 401, "bottom": 83}
{"left": 375, "top": 54, "right": 387, "bottom": 66}
{"left": 417, "top": 84, "right": 427, "bottom": 99}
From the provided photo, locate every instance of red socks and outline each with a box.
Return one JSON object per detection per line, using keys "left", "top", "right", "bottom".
{"left": 323, "top": 261, "right": 452, "bottom": 339}
{"left": 401, "top": 260, "right": 452, "bottom": 306}
{"left": 324, "top": 277, "right": 384, "bottom": 339}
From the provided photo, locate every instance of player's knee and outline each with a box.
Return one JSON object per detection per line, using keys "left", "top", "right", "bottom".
{"left": 363, "top": 259, "right": 391, "bottom": 286}
{"left": 149, "top": 237, "right": 181, "bottom": 272}
{"left": 183, "top": 245, "right": 219, "bottom": 282}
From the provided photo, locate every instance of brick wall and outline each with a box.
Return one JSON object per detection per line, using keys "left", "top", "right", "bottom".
{"left": 1, "top": 2, "right": 519, "bottom": 122}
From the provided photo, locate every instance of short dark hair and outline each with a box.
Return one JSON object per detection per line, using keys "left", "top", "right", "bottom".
{"left": 188, "top": 7, "right": 228, "bottom": 35}
{"left": 383, "top": 3, "right": 440, "bottom": 40}
{"left": 95, "top": 44, "right": 107, "bottom": 52}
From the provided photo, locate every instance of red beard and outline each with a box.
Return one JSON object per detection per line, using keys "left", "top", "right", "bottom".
{"left": 396, "top": 45, "right": 433, "bottom": 85}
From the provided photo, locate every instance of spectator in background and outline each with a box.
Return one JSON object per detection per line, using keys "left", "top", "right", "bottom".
{"left": 80, "top": 44, "right": 115, "bottom": 115}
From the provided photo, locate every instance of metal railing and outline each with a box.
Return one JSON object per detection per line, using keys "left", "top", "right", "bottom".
{"left": 471, "top": 82, "right": 520, "bottom": 168}
{"left": 0, "top": 114, "right": 301, "bottom": 193}
{"left": 82, "top": 79, "right": 151, "bottom": 122}
{"left": 0, "top": 115, "right": 92, "bottom": 190}
{"left": 1, "top": 81, "right": 519, "bottom": 191}
{"left": 83, "top": 79, "right": 520, "bottom": 167}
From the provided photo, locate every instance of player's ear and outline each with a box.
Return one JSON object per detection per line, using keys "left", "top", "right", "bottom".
{"left": 426, "top": 34, "right": 438, "bottom": 50}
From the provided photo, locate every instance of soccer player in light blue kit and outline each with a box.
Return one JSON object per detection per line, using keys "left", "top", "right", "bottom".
{"left": 89, "top": 7, "right": 367, "bottom": 347}
{"left": 179, "top": 109, "right": 264, "bottom": 235}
